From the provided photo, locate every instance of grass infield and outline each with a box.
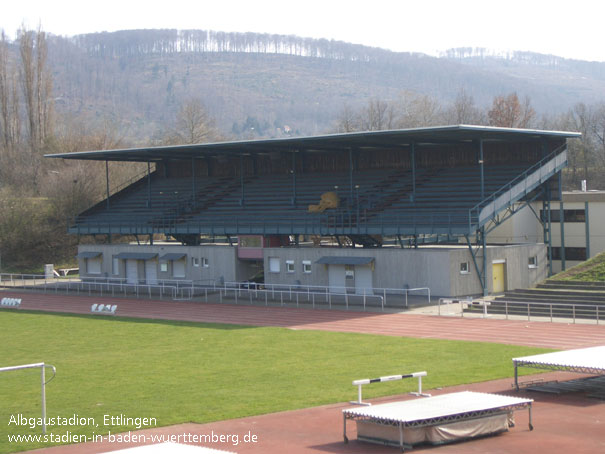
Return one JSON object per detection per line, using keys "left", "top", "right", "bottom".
{"left": 0, "top": 310, "right": 550, "bottom": 452}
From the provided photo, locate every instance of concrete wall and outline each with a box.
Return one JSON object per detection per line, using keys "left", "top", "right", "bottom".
{"left": 486, "top": 192, "right": 605, "bottom": 273}
{"left": 264, "top": 244, "right": 546, "bottom": 297}
{"left": 78, "top": 244, "right": 240, "bottom": 284}
{"left": 79, "top": 242, "right": 546, "bottom": 297}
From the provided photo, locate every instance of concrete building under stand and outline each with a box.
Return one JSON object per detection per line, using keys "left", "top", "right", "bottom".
{"left": 47, "top": 125, "right": 580, "bottom": 298}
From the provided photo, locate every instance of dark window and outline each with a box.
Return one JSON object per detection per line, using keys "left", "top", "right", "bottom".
{"left": 551, "top": 247, "right": 587, "bottom": 261}
{"left": 540, "top": 209, "right": 586, "bottom": 223}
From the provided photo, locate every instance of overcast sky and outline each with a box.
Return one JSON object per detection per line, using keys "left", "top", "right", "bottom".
{"left": 3, "top": 0, "right": 605, "bottom": 62}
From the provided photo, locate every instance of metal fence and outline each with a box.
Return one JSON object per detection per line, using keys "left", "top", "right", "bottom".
{"left": 0, "top": 273, "right": 430, "bottom": 311}
{"left": 438, "top": 298, "right": 603, "bottom": 324}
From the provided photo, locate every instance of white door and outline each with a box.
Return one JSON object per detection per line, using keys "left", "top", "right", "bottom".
{"left": 355, "top": 266, "right": 374, "bottom": 295}
{"left": 145, "top": 260, "right": 158, "bottom": 285}
{"left": 87, "top": 258, "right": 102, "bottom": 275}
{"left": 328, "top": 265, "right": 346, "bottom": 293}
{"left": 173, "top": 259, "right": 186, "bottom": 278}
{"left": 126, "top": 259, "right": 138, "bottom": 284}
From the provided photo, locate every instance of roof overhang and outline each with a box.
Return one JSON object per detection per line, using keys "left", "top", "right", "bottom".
{"left": 77, "top": 251, "right": 102, "bottom": 259}
{"left": 45, "top": 125, "right": 581, "bottom": 163}
{"left": 159, "top": 253, "right": 187, "bottom": 261}
{"left": 115, "top": 252, "right": 158, "bottom": 260}
{"left": 316, "top": 256, "right": 375, "bottom": 266}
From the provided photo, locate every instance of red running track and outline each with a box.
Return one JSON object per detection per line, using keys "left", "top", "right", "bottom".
{"left": 3, "top": 290, "right": 605, "bottom": 349}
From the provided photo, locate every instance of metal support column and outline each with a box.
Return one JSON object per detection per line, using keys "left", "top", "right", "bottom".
{"left": 147, "top": 161, "right": 151, "bottom": 208}
{"left": 291, "top": 151, "right": 297, "bottom": 206}
{"left": 585, "top": 201, "right": 591, "bottom": 259}
{"left": 558, "top": 173, "right": 566, "bottom": 270}
{"left": 240, "top": 156, "right": 245, "bottom": 206}
{"left": 191, "top": 157, "right": 196, "bottom": 209}
{"left": 543, "top": 185, "right": 553, "bottom": 276}
{"left": 105, "top": 160, "right": 110, "bottom": 209}
{"left": 349, "top": 148, "right": 354, "bottom": 202}
{"left": 411, "top": 142, "right": 416, "bottom": 202}
{"left": 465, "top": 233, "right": 488, "bottom": 296}
{"left": 479, "top": 139, "right": 485, "bottom": 200}
{"left": 481, "top": 227, "right": 487, "bottom": 296}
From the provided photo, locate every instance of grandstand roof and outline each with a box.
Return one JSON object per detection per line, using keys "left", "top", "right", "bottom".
{"left": 46, "top": 125, "right": 580, "bottom": 162}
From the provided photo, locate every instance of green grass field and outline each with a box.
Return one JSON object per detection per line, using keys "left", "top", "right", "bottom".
{"left": 0, "top": 310, "right": 550, "bottom": 453}
{"left": 553, "top": 251, "right": 605, "bottom": 281}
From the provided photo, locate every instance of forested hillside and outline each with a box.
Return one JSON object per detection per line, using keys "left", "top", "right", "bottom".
{"left": 43, "top": 30, "right": 605, "bottom": 141}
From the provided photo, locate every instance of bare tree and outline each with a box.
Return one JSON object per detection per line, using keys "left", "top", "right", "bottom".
{"left": 17, "top": 25, "right": 54, "bottom": 193}
{"left": 334, "top": 104, "right": 359, "bottom": 133}
{"left": 164, "top": 98, "right": 220, "bottom": 144}
{"left": 395, "top": 91, "right": 443, "bottom": 128}
{"left": 444, "top": 88, "right": 486, "bottom": 125}
{"left": 487, "top": 92, "right": 535, "bottom": 128}
{"left": 360, "top": 98, "right": 395, "bottom": 131}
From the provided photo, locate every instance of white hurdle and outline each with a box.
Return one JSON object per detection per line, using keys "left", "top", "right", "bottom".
{"left": 350, "top": 371, "right": 430, "bottom": 405}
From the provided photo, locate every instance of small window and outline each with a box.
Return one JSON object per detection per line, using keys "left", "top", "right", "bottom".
{"left": 460, "top": 262, "right": 469, "bottom": 274}
{"left": 286, "top": 260, "right": 295, "bottom": 273}
{"left": 112, "top": 256, "right": 119, "bottom": 275}
{"left": 528, "top": 256, "right": 537, "bottom": 268}
{"left": 269, "top": 257, "right": 280, "bottom": 273}
{"left": 345, "top": 265, "right": 355, "bottom": 279}
{"left": 192, "top": 257, "right": 200, "bottom": 267}
{"left": 160, "top": 262, "right": 168, "bottom": 272}
{"left": 202, "top": 257, "right": 209, "bottom": 268}
{"left": 303, "top": 260, "right": 312, "bottom": 274}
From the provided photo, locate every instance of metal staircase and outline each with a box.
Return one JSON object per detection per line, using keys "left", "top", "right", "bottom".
{"left": 468, "top": 145, "right": 567, "bottom": 234}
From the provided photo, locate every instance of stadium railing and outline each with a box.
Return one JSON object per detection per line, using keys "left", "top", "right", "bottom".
{"left": 438, "top": 297, "right": 603, "bottom": 324}
{"left": 0, "top": 273, "right": 428, "bottom": 311}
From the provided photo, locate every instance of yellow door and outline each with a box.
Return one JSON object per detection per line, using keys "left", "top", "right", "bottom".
{"left": 492, "top": 263, "right": 505, "bottom": 293}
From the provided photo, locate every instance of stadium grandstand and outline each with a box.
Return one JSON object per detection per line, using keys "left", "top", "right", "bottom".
{"left": 46, "top": 125, "right": 580, "bottom": 297}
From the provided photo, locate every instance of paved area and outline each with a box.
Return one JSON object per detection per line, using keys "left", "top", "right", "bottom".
{"left": 2, "top": 290, "right": 604, "bottom": 454}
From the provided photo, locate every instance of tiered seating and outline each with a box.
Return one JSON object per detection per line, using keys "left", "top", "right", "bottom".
{"left": 364, "top": 165, "right": 530, "bottom": 228}
{"left": 75, "top": 174, "right": 231, "bottom": 228}
{"left": 467, "top": 281, "right": 605, "bottom": 320}
{"left": 73, "top": 163, "right": 533, "bottom": 234}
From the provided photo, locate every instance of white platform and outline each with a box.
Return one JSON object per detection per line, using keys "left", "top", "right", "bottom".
{"left": 513, "top": 345, "right": 605, "bottom": 390}
{"left": 343, "top": 391, "right": 533, "bottom": 450}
